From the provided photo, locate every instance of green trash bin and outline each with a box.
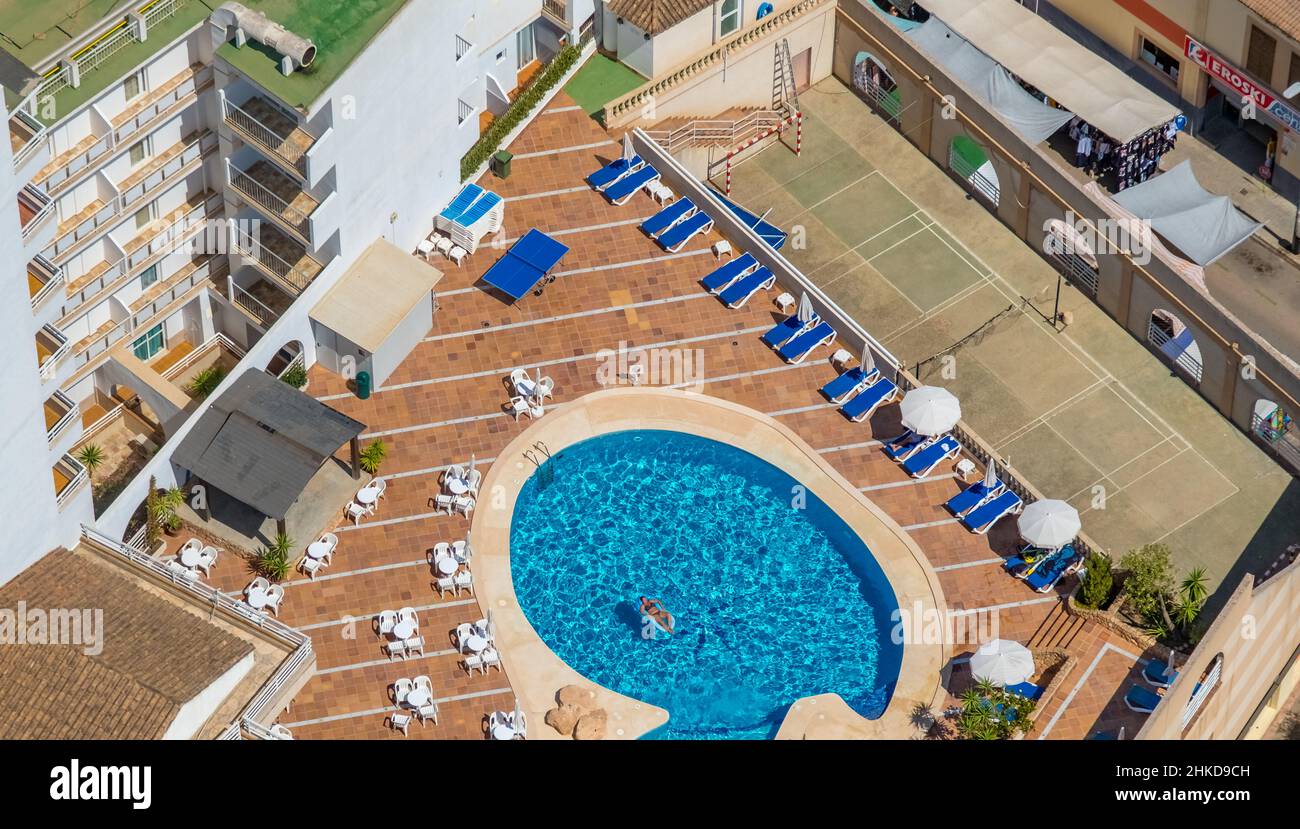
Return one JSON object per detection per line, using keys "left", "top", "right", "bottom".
{"left": 356, "top": 370, "right": 371, "bottom": 400}
{"left": 491, "top": 150, "right": 513, "bottom": 179}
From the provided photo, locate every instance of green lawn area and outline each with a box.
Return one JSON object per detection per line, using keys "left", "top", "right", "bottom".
{"left": 563, "top": 53, "right": 645, "bottom": 117}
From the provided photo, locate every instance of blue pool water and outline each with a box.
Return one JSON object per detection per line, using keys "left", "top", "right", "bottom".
{"left": 510, "top": 430, "right": 904, "bottom": 740}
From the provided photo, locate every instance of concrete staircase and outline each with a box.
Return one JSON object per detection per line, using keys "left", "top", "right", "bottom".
{"left": 1028, "top": 600, "right": 1088, "bottom": 651}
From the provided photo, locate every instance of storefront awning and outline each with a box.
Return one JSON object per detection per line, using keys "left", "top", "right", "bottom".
{"left": 917, "top": 0, "right": 1180, "bottom": 143}
{"left": 1112, "top": 160, "right": 1263, "bottom": 266}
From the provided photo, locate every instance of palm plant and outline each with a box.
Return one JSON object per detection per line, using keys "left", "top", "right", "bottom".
{"left": 254, "top": 533, "right": 295, "bottom": 581}
{"left": 155, "top": 485, "right": 186, "bottom": 534}
{"left": 76, "top": 443, "right": 105, "bottom": 479}
{"left": 186, "top": 364, "right": 226, "bottom": 398}
{"left": 359, "top": 439, "right": 387, "bottom": 474}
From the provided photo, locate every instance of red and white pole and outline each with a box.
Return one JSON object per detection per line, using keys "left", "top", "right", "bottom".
{"left": 795, "top": 111, "right": 802, "bottom": 156}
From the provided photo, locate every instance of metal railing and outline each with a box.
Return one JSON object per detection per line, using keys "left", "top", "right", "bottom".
{"left": 115, "top": 67, "right": 207, "bottom": 146}
{"left": 542, "top": 0, "right": 567, "bottom": 26}
{"left": 40, "top": 132, "right": 114, "bottom": 193}
{"left": 230, "top": 223, "right": 317, "bottom": 294}
{"left": 1252, "top": 413, "right": 1300, "bottom": 471}
{"left": 1147, "top": 318, "right": 1204, "bottom": 383}
{"left": 1180, "top": 656, "right": 1222, "bottom": 730}
{"left": 55, "top": 454, "right": 89, "bottom": 506}
{"left": 19, "top": 184, "right": 55, "bottom": 239}
{"left": 29, "top": 255, "right": 64, "bottom": 310}
{"left": 79, "top": 525, "right": 314, "bottom": 735}
{"left": 130, "top": 257, "right": 227, "bottom": 330}
{"left": 229, "top": 278, "right": 280, "bottom": 325}
{"left": 46, "top": 391, "right": 79, "bottom": 444}
{"left": 37, "top": 324, "right": 71, "bottom": 377}
{"left": 458, "top": 99, "right": 475, "bottom": 125}
{"left": 949, "top": 146, "right": 1001, "bottom": 206}
{"left": 119, "top": 131, "right": 215, "bottom": 210}
{"left": 227, "top": 162, "right": 312, "bottom": 239}
{"left": 222, "top": 96, "right": 310, "bottom": 173}
{"left": 643, "top": 108, "right": 791, "bottom": 155}
{"left": 456, "top": 34, "right": 473, "bottom": 61}
{"left": 160, "top": 331, "right": 247, "bottom": 381}
{"left": 11, "top": 109, "right": 48, "bottom": 169}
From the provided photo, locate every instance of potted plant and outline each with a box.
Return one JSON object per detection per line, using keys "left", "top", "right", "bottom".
{"left": 254, "top": 533, "right": 294, "bottom": 581}
{"left": 359, "top": 439, "right": 387, "bottom": 475}
{"left": 155, "top": 485, "right": 186, "bottom": 536}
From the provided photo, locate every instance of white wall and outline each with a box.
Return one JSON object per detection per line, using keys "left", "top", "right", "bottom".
{"left": 162, "top": 649, "right": 254, "bottom": 739}
{"left": 369, "top": 293, "right": 434, "bottom": 387}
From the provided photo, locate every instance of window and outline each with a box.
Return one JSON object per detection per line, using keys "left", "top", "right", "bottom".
{"left": 1247, "top": 25, "right": 1276, "bottom": 82}
{"left": 720, "top": 0, "right": 742, "bottom": 36}
{"left": 131, "top": 324, "right": 165, "bottom": 361}
{"left": 127, "top": 138, "right": 149, "bottom": 165}
{"left": 123, "top": 71, "right": 144, "bottom": 101}
{"left": 133, "top": 203, "right": 156, "bottom": 231}
{"left": 516, "top": 22, "right": 536, "bottom": 69}
{"left": 496, "top": 49, "right": 507, "bottom": 63}
{"left": 1138, "top": 37, "right": 1180, "bottom": 83}
{"left": 1289, "top": 52, "right": 1300, "bottom": 88}
{"left": 139, "top": 263, "right": 159, "bottom": 290}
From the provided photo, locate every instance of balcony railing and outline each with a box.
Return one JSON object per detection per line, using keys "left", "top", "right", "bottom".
{"left": 54, "top": 454, "right": 89, "bottom": 507}
{"left": 222, "top": 95, "right": 313, "bottom": 176}
{"left": 11, "top": 109, "right": 47, "bottom": 170}
{"left": 29, "top": 255, "right": 65, "bottom": 310}
{"left": 114, "top": 66, "right": 208, "bottom": 147}
{"left": 229, "top": 278, "right": 281, "bottom": 326}
{"left": 36, "top": 323, "right": 70, "bottom": 378}
{"left": 226, "top": 161, "right": 314, "bottom": 241}
{"left": 542, "top": 0, "right": 568, "bottom": 26}
{"left": 456, "top": 34, "right": 474, "bottom": 61}
{"left": 19, "top": 183, "right": 55, "bottom": 239}
{"left": 458, "top": 99, "right": 475, "bottom": 125}
{"left": 229, "top": 223, "right": 320, "bottom": 294}
{"left": 42, "top": 131, "right": 216, "bottom": 262}
{"left": 46, "top": 391, "right": 79, "bottom": 444}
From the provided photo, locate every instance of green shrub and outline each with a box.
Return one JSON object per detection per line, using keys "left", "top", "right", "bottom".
{"left": 1078, "top": 550, "right": 1114, "bottom": 609}
{"left": 280, "top": 362, "right": 308, "bottom": 389}
{"left": 187, "top": 364, "right": 226, "bottom": 398}
{"left": 359, "top": 439, "right": 387, "bottom": 475}
{"left": 954, "top": 679, "right": 1037, "bottom": 740}
{"left": 460, "top": 44, "right": 584, "bottom": 180}
{"left": 254, "top": 533, "right": 294, "bottom": 582}
{"left": 1119, "top": 543, "right": 1175, "bottom": 623}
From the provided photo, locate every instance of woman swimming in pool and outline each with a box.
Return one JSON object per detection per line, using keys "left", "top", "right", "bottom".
{"left": 639, "top": 596, "right": 675, "bottom": 635}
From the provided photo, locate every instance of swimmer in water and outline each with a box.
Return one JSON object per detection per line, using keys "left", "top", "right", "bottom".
{"left": 639, "top": 595, "right": 674, "bottom": 634}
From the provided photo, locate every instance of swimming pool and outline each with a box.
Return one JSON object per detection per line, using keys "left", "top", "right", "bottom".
{"left": 510, "top": 430, "right": 904, "bottom": 739}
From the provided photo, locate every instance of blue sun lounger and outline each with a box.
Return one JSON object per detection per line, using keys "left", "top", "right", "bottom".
{"left": 1003, "top": 545, "right": 1056, "bottom": 579}
{"left": 719, "top": 266, "right": 775, "bottom": 308}
{"left": 438, "top": 183, "right": 484, "bottom": 226}
{"left": 820, "top": 365, "right": 877, "bottom": 403}
{"left": 1143, "top": 660, "right": 1178, "bottom": 688}
{"left": 604, "top": 164, "right": 659, "bottom": 205}
{"left": 1124, "top": 684, "right": 1162, "bottom": 713}
{"left": 1026, "top": 545, "right": 1081, "bottom": 593}
{"left": 1005, "top": 681, "right": 1044, "bottom": 702}
{"left": 960, "top": 489, "right": 1022, "bottom": 534}
{"left": 588, "top": 155, "right": 643, "bottom": 191}
{"left": 883, "top": 429, "right": 929, "bottom": 461}
{"left": 641, "top": 197, "right": 694, "bottom": 238}
{"left": 841, "top": 376, "right": 899, "bottom": 422}
{"left": 763, "top": 313, "right": 817, "bottom": 349}
{"left": 945, "top": 477, "right": 1003, "bottom": 516}
{"left": 701, "top": 253, "right": 758, "bottom": 294}
{"left": 777, "top": 321, "right": 835, "bottom": 364}
{"left": 901, "top": 434, "right": 960, "bottom": 479}
{"left": 657, "top": 211, "right": 713, "bottom": 252}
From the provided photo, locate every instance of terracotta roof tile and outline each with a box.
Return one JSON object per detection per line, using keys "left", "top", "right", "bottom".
{"left": 1239, "top": 0, "right": 1300, "bottom": 44}
{"left": 607, "top": 0, "right": 716, "bottom": 35}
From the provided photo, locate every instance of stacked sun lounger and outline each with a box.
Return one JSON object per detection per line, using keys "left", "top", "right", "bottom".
{"left": 820, "top": 364, "right": 877, "bottom": 404}
{"left": 641, "top": 198, "right": 695, "bottom": 239}
{"left": 438, "top": 184, "right": 504, "bottom": 253}
{"left": 1124, "top": 684, "right": 1161, "bottom": 713}
{"left": 657, "top": 210, "right": 713, "bottom": 252}
{"left": 601, "top": 162, "right": 660, "bottom": 205}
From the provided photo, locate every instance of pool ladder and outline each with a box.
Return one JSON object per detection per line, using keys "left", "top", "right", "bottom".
{"left": 523, "top": 441, "right": 554, "bottom": 488}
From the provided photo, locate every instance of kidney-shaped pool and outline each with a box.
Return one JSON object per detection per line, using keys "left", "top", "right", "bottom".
{"left": 509, "top": 430, "right": 904, "bottom": 739}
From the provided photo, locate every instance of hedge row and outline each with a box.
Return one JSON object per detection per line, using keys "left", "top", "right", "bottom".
{"left": 460, "top": 43, "right": 583, "bottom": 181}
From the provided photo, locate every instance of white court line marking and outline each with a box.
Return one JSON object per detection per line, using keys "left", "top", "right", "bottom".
{"left": 933, "top": 557, "right": 1004, "bottom": 573}
{"left": 316, "top": 648, "right": 459, "bottom": 676}
{"left": 503, "top": 185, "right": 588, "bottom": 202}
{"left": 511, "top": 139, "right": 614, "bottom": 159}
{"left": 799, "top": 209, "right": 923, "bottom": 282}
{"left": 297, "top": 598, "right": 478, "bottom": 631}
{"left": 281, "top": 687, "right": 513, "bottom": 729}
{"left": 1038, "top": 642, "right": 1144, "bottom": 740}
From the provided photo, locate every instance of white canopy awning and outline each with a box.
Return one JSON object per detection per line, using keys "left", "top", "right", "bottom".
{"left": 917, "top": 0, "right": 1180, "bottom": 143}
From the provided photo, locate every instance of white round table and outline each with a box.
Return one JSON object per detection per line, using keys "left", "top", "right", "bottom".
{"left": 446, "top": 477, "right": 468, "bottom": 495}
{"left": 180, "top": 547, "right": 202, "bottom": 567}
{"left": 492, "top": 724, "right": 516, "bottom": 741}
{"left": 392, "top": 621, "right": 415, "bottom": 640}
{"left": 466, "top": 634, "right": 488, "bottom": 653}
{"left": 356, "top": 486, "right": 379, "bottom": 505}
{"left": 247, "top": 588, "right": 269, "bottom": 610}
{"left": 307, "top": 541, "right": 332, "bottom": 560}
{"left": 405, "top": 688, "right": 430, "bottom": 709}
{"left": 437, "top": 557, "right": 458, "bottom": 576}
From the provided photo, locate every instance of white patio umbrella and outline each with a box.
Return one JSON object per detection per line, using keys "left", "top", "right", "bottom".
{"left": 983, "top": 458, "right": 999, "bottom": 490}
{"left": 621, "top": 133, "right": 635, "bottom": 162}
{"left": 860, "top": 343, "right": 876, "bottom": 376}
{"left": 797, "top": 291, "right": 816, "bottom": 324}
{"left": 970, "top": 639, "right": 1034, "bottom": 687}
{"left": 512, "top": 696, "right": 524, "bottom": 729}
{"left": 485, "top": 607, "right": 494, "bottom": 638}
{"left": 462, "top": 532, "right": 474, "bottom": 562}
{"left": 468, "top": 454, "right": 476, "bottom": 476}
{"left": 899, "top": 386, "right": 961, "bottom": 436}
{"left": 1017, "top": 499, "right": 1081, "bottom": 549}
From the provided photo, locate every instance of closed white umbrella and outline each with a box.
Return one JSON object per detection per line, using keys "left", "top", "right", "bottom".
{"left": 899, "top": 386, "right": 961, "bottom": 436}
{"left": 462, "top": 533, "right": 474, "bottom": 562}
{"left": 485, "top": 606, "right": 494, "bottom": 638}
{"left": 860, "top": 343, "right": 876, "bottom": 376}
{"left": 469, "top": 454, "right": 476, "bottom": 475}
{"left": 512, "top": 697, "right": 523, "bottom": 730}
{"left": 797, "top": 292, "right": 816, "bottom": 324}
{"left": 622, "top": 133, "right": 634, "bottom": 162}
{"left": 970, "top": 639, "right": 1034, "bottom": 687}
{"left": 983, "top": 458, "right": 999, "bottom": 490}
{"left": 1017, "top": 499, "right": 1081, "bottom": 549}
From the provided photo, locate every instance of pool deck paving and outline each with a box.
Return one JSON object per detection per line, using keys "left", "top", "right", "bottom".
{"left": 183, "top": 89, "right": 1251, "bottom": 740}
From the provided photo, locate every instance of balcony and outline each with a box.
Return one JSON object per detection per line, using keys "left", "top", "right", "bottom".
{"left": 230, "top": 216, "right": 325, "bottom": 294}
{"left": 541, "top": 0, "right": 568, "bottom": 28}
{"left": 222, "top": 93, "right": 317, "bottom": 179}
{"left": 45, "top": 391, "right": 78, "bottom": 444}
{"left": 35, "top": 324, "right": 70, "bottom": 379}
{"left": 53, "top": 453, "right": 89, "bottom": 508}
{"left": 28, "top": 255, "right": 65, "bottom": 311}
{"left": 227, "top": 159, "right": 320, "bottom": 244}
{"left": 9, "top": 108, "right": 48, "bottom": 173}
{"left": 18, "top": 183, "right": 55, "bottom": 240}
{"left": 227, "top": 274, "right": 294, "bottom": 327}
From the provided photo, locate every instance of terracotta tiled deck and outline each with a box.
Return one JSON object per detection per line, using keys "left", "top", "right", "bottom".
{"left": 194, "top": 92, "right": 1156, "bottom": 740}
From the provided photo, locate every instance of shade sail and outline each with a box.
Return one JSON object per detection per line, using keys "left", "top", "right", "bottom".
{"left": 907, "top": 18, "right": 1073, "bottom": 144}
{"left": 916, "top": 0, "right": 1180, "bottom": 143}
{"left": 1112, "top": 161, "right": 1263, "bottom": 266}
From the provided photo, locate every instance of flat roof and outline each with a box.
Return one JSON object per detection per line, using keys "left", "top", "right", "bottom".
{"left": 0, "top": 0, "right": 126, "bottom": 68}
{"left": 215, "top": 0, "right": 410, "bottom": 111}
{"left": 311, "top": 238, "right": 441, "bottom": 353}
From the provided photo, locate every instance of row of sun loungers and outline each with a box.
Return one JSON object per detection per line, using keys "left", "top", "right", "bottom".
{"left": 589, "top": 155, "right": 661, "bottom": 206}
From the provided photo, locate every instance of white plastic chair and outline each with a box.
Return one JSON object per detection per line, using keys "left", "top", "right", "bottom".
{"left": 246, "top": 576, "right": 270, "bottom": 596}
{"left": 397, "top": 607, "right": 418, "bottom": 629}
{"left": 509, "top": 369, "right": 531, "bottom": 392}
{"left": 196, "top": 546, "right": 219, "bottom": 576}
{"left": 388, "top": 712, "right": 412, "bottom": 736}
{"left": 448, "top": 245, "right": 467, "bottom": 265}
{"left": 405, "top": 636, "right": 425, "bottom": 657}
{"left": 443, "top": 465, "right": 466, "bottom": 484}
{"left": 179, "top": 538, "right": 203, "bottom": 558}
{"left": 433, "top": 494, "right": 456, "bottom": 515}
{"left": 413, "top": 675, "right": 433, "bottom": 696}
{"left": 509, "top": 396, "right": 532, "bottom": 421}
{"left": 432, "top": 541, "right": 452, "bottom": 563}
{"left": 391, "top": 678, "right": 414, "bottom": 706}
{"left": 262, "top": 584, "right": 284, "bottom": 616}
{"left": 480, "top": 647, "right": 502, "bottom": 674}
{"left": 370, "top": 478, "right": 387, "bottom": 500}
{"left": 452, "top": 495, "right": 475, "bottom": 517}
{"left": 269, "top": 724, "right": 293, "bottom": 740}
{"left": 345, "top": 501, "right": 368, "bottom": 525}
{"left": 535, "top": 376, "right": 555, "bottom": 400}
{"left": 451, "top": 540, "right": 469, "bottom": 563}
{"left": 318, "top": 532, "right": 339, "bottom": 564}
{"left": 463, "top": 652, "right": 485, "bottom": 676}
{"left": 456, "top": 622, "right": 475, "bottom": 653}
{"left": 464, "top": 468, "right": 482, "bottom": 496}
{"left": 454, "top": 570, "right": 474, "bottom": 595}
{"left": 435, "top": 575, "right": 457, "bottom": 597}
{"left": 386, "top": 640, "right": 407, "bottom": 661}
{"left": 416, "top": 702, "right": 439, "bottom": 726}
{"left": 299, "top": 556, "right": 325, "bottom": 580}
{"left": 376, "top": 610, "right": 398, "bottom": 638}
